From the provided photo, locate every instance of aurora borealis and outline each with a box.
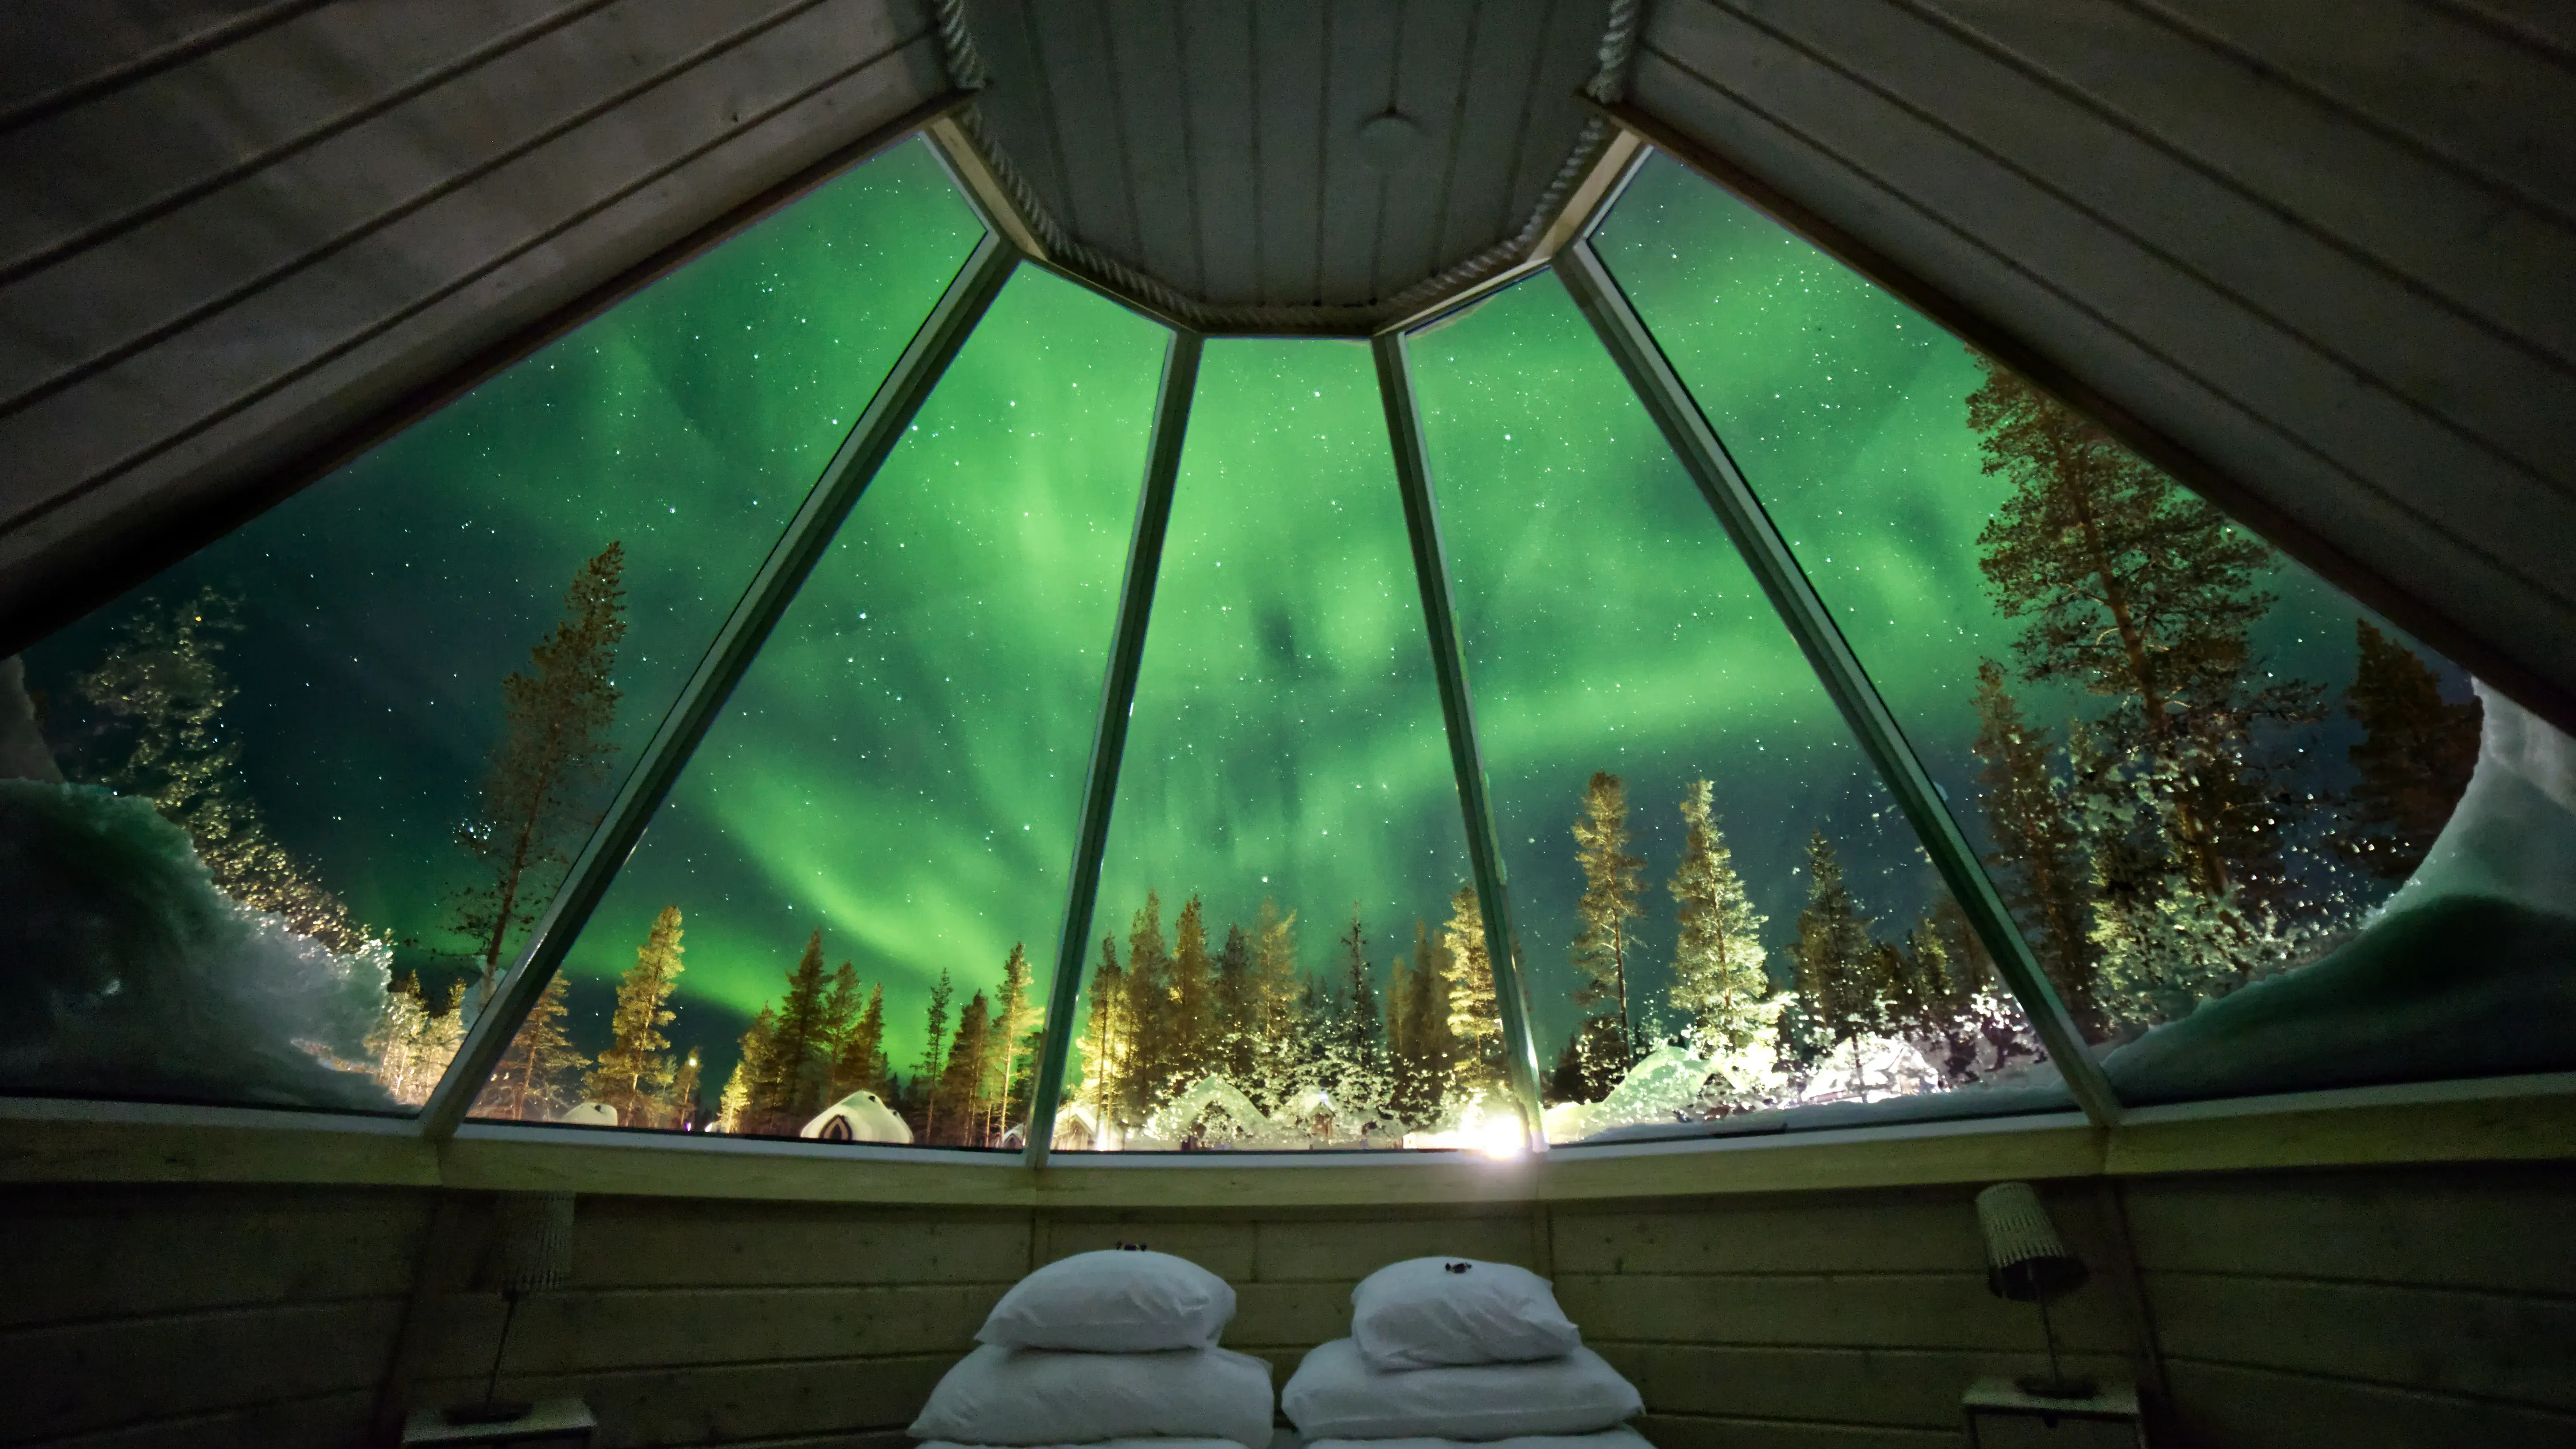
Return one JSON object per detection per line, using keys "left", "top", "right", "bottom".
{"left": 20, "top": 138, "right": 2468, "bottom": 1128}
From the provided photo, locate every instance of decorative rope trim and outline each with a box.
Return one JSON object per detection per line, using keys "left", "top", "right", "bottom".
{"left": 925, "top": 0, "right": 1642, "bottom": 332}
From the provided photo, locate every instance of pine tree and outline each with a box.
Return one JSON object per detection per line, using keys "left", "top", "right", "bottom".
{"left": 746, "top": 931, "right": 834, "bottom": 1133}
{"left": 1667, "top": 779, "right": 1770, "bottom": 1056}
{"left": 1552, "top": 1016, "right": 1632, "bottom": 1102}
{"left": 1440, "top": 883, "right": 1503, "bottom": 1092}
{"left": 585, "top": 904, "right": 686, "bottom": 1127}
{"left": 1170, "top": 896, "right": 1216, "bottom": 1088}
{"left": 718, "top": 1007, "right": 773, "bottom": 1133}
{"left": 1119, "top": 895, "right": 1177, "bottom": 1124}
{"left": 1971, "top": 661, "right": 2102, "bottom": 1033}
{"left": 1792, "top": 833, "right": 1880, "bottom": 1078}
{"left": 1970, "top": 359, "right": 2313, "bottom": 903}
{"left": 915, "top": 966, "right": 954, "bottom": 1141}
{"left": 2343, "top": 620, "right": 2481, "bottom": 881}
{"left": 1247, "top": 899, "right": 1304, "bottom": 1111}
{"left": 75, "top": 587, "right": 369, "bottom": 953}
{"left": 477, "top": 972, "right": 585, "bottom": 1120}
{"left": 986, "top": 944, "right": 1037, "bottom": 1142}
{"left": 1570, "top": 771, "right": 1645, "bottom": 1060}
{"left": 821, "top": 961, "right": 864, "bottom": 1069}
{"left": 452, "top": 543, "right": 628, "bottom": 1011}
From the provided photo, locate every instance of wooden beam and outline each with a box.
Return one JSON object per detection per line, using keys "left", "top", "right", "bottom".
{"left": 923, "top": 112, "right": 1052, "bottom": 262}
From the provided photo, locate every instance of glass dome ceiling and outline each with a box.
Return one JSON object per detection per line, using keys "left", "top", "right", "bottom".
{"left": 7, "top": 135, "right": 2568, "bottom": 1159}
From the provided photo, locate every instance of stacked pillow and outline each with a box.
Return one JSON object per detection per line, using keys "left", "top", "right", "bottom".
{"left": 911, "top": 1248, "right": 1276, "bottom": 1449}
{"left": 1284, "top": 1258, "right": 1648, "bottom": 1449}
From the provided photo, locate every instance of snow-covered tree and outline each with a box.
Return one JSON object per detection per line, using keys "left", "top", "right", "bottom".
{"left": 478, "top": 972, "right": 584, "bottom": 1119}
{"left": 1440, "top": 883, "right": 1504, "bottom": 1093}
{"left": 1792, "top": 833, "right": 1880, "bottom": 1080}
{"left": 1570, "top": 772, "right": 1644, "bottom": 1060}
{"left": 1667, "top": 778, "right": 1770, "bottom": 1056}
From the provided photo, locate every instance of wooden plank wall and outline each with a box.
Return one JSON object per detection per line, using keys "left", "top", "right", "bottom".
{"left": 1557, "top": 1183, "right": 2153, "bottom": 1449}
{"left": 2122, "top": 1163, "right": 2576, "bottom": 1449}
{"left": 11, "top": 1164, "right": 2575, "bottom": 1446}
{"left": 0, "top": 1183, "right": 435, "bottom": 1448}
{"left": 0, "top": 0, "right": 954, "bottom": 652}
{"left": 1625, "top": 0, "right": 2576, "bottom": 728}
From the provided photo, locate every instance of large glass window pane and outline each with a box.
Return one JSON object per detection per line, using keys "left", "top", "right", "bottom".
{"left": 1410, "top": 276, "right": 2069, "bottom": 1143}
{"left": 1057, "top": 338, "right": 1487, "bottom": 1152}
{"left": 1593, "top": 153, "right": 2576, "bottom": 1105}
{"left": 477, "top": 266, "right": 1165, "bottom": 1145}
{"left": 4, "top": 140, "right": 980, "bottom": 1114}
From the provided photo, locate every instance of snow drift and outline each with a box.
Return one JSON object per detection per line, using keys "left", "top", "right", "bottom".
{"left": 0, "top": 779, "right": 397, "bottom": 1110}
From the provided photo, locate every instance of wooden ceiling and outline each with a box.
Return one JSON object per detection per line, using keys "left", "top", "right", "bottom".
{"left": 943, "top": 0, "right": 1626, "bottom": 330}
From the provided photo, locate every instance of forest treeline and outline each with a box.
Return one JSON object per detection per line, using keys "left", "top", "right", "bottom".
{"left": 25, "top": 349, "right": 2484, "bottom": 1133}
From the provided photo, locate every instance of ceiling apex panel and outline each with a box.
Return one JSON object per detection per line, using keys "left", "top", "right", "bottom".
{"left": 943, "top": 0, "right": 1626, "bottom": 330}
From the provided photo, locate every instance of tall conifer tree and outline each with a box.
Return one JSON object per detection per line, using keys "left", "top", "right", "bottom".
{"left": 1440, "top": 884, "right": 1503, "bottom": 1091}
{"left": 747, "top": 931, "right": 834, "bottom": 1133}
{"left": 829, "top": 983, "right": 891, "bottom": 1101}
{"left": 2342, "top": 620, "right": 2481, "bottom": 880}
{"left": 1211, "top": 923, "right": 1257, "bottom": 1084}
{"left": 481, "top": 977, "right": 587, "bottom": 1119}
{"left": 915, "top": 966, "right": 954, "bottom": 1140}
{"left": 934, "top": 992, "right": 994, "bottom": 1145}
{"left": 1667, "top": 779, "right": 1770, "bottom": 1055}
{"left": 719, "top": 1007, "right": 776, "bottom": 1133}
{"left": 1080, "top": 934, "right": 1128, "bottom": 1138}
{"left": 1792, "top": 833, "right": 1880, "bottom": 1079}
{"left": 585, "top": 904, "right": 686, "bottom": 1126}
{"left": 1970, "top": 661, "right": 2101, "bottom": 1032}
{"left": 986, "top": 944, "right": 1037, "bottom": 1141}
{"left": 1570, "top": 771, "right": 1644, "bottom": 1059}
{"left": 452, "top": 543, "right": 628, "bottom": 1010}
{"left": 1120, "top": 895, "right": 1177, "bottom": 1122}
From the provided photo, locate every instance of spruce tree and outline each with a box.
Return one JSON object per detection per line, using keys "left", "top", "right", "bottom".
{"left": 829, "top": 982, "right": 891, "bottom": 1102}
{"left": 1667, "top": 779, "right": 1770, "bottom": 1055}
{"left": 1080, "top": 933, "right": 1128, "bottom": 1137}
{"left": 1440, "top": 883, "right": 1503, "bottom": 1092}
{"left": 1389, "top": 917, "right": 1457, "bottom": 1125}
{"left": 585, "top": 904, "right": 686, "bottom": 1127}
{"left": 933, "top": 992, "right": 994, "bottom": 1145}
{"left": 1570, "top": 771, "right": 1645, "bottom": 1060}
{"left": 1170, "top": 896, "right": 1216, "bottom": 1088}
{"left": 477, "top": 972, "right": 585, "bottom": 1120}
{"left": 1247, "top": 900, "right": 1303, "bottom": 1112}
{"left": 1211, "top": 923, "right": 1257, "bottom": 1085}
{"left": 669, "top": 1048, "right": 703, "bottom": 1130}
{"left": 2342, "top": 620, "right": 2481, "bottom": 881}
{"left": 746, "top": 931, "right": 834, "bottom": 1133}
{"left": 719, "top": 1007, "right": 776, "bottom": 1133}
{"left": 915, "top": 966, "right": 954, "bottom": 1141}
{"left": 367, "top": 971, "right": 467, "bottom": 1103}
{"left": 1327, "top": 909, "right": 1388, "bottom": 1125}
{"left": 452, "top": 543, "right": 628, "bottom": 1011}
{"left": 1970, "top": 661, "right": 2102, "bottom": 1033}
{"left": 1792, "top": 833, "right": 1880, "bottom": 1079}
{"left": 1119, "top": 895, "right": 1177, "bottom": 1123}
{"left": 76, "top": 588, "right": 369, "bottom": 954}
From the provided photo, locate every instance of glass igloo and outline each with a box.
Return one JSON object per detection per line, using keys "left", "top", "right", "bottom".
{"left": 8, "top": 135, "right": 2567, "bottom": 1161}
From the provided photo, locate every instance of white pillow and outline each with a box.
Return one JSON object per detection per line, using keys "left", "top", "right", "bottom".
{"left": 1306, "top": 1430, "right": 1657, "bottom": 1449}
{"left": 978, "top": 1248, "right": 1237, "bottom": 1352}
{"left": 921, "top": 1441, "right": 1251, "bottom": 1449}
{"left": 909, "top": 1343, "right": 1275, "bottom": 1449}
{"left": 1351, "top": 1257, "right": 1582, "bottom": 1368}
{"left": 1283, "top": 1338, "right": 1640, "bottom": 1441}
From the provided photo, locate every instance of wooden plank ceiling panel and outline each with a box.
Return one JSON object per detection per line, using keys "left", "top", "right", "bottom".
{"left": 1251, "top": 4, "right": 1329, "bottom": 304}
{"left": 1104, "top": 0, "right": 1203, "bottom": 300}
{"left": 1624, "top": 0, "right": 2576, "bottom": 730}
{"left": 1317, "top": 0, "right": 1403, "bottom": 306}
{"left": 1179, "top": 0, "right": 1261, "bottom": 304}
{"left": 1375, "top": 0, "right": 1480, "bottom": 301}
{"left": 0, "top": 0, "right": 322, "bottom": 125}
{"left": 1914, "top": 0, "right": 2576, "bottom": 372}
{"left": 950, "top": 0, "right": 1616, "bottom": 326}
{"left": 0, "top": 0, "right": 954, "bottom": 651}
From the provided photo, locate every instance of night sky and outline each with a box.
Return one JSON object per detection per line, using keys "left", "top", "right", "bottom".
{"left": 24, "top": 141, "right": 2468, "bottom": 1123}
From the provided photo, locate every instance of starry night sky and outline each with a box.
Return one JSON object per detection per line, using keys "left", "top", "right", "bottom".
{"left": 24, "top": 143, "right": 2459, "bottom": 1120}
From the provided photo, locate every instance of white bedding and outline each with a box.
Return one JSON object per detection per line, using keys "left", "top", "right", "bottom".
{"left": 1303, "top": 1430, "right": 1653, "bottom": 1449}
